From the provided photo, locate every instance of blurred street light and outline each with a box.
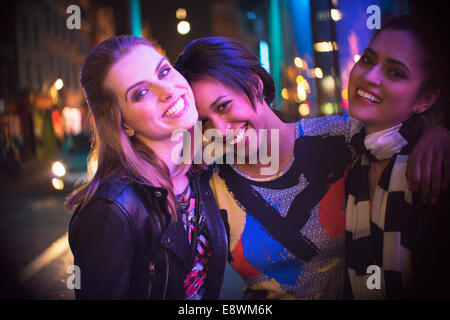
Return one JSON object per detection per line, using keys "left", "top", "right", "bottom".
{"left": 177, "top": 21, "right": 190, "bottom": 35}
{"left": 52, "top": 161, "right": 66, "bottom": 177}
{"left": 330, "top": 9, "right": 342, "bottom": 21}
{"left": 55, "top": 79, "right": 64, "bottom": 91}
{"left": 298, "top": 103, "right": 310, "bottom": 116}
{"left": 176, "top": 8, "right": 187, "bottom": 20}
{"left": 313, "top": 67, "right": 323, "bottom": 79}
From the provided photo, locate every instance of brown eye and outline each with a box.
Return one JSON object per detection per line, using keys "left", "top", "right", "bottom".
{"left": 388, "top": 68, "right": 406, "bottom": 79}
{"left": 360, "top": 54, "right": 373, "bottom": 65}
{"left": 216, "top": 101, "right": 231, "bottom": 113}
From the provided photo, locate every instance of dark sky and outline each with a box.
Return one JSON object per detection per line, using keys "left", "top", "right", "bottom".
{"left": 141, "top": 0, "right": 213, "bottom": 63}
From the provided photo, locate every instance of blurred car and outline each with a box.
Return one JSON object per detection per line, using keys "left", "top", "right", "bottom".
{"left": 51, "top": 132, "right": 90, "bottom": 191}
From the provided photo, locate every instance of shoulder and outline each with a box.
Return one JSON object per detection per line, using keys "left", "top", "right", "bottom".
{"left": 69, "top": 181, "right": 137, "bottom": 233}
{"left": 69, "top": 179, "right": 157, "bottom": 234}
{"left": 297, "top": 114, "right": 361, "bottom": 142}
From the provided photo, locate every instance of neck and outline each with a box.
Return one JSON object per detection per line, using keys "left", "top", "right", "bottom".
{"left": 137, "top": 130, "right": 192, "bottom": 193}
{"left": 364, "top": 120, "right": 406, "bottom": 135}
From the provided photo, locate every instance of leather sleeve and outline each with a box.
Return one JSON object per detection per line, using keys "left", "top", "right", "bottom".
{"left": 69, "top": 198, "right": 135, "bottom": 299}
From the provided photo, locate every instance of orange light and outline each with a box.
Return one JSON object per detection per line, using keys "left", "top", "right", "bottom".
{"left": 298, "top": 103, "right": 310, "bottom": 116}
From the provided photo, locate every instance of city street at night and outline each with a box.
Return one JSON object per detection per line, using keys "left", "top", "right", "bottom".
{"left": 0, "top": 0, "right": 448, "bottom": 305}
{"left": 0, "top": 156, "right": 74, "bottom": 299}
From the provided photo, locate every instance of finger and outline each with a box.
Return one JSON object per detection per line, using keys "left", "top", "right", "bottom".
{"left": 420, "top": 150, "right": 432, "bottom": 203}
{"left": 406, "top": 152, "right": 421, "bottom": 193}
{"left": 430, "top": 151, "right": 443, "bottom": 204}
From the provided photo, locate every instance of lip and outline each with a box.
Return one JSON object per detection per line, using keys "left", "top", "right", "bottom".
{"left": 162, "top": 95, "right": 189, "bottom": 119}
{"left": 354, "top": 86, "right": 382, "bottom": 105}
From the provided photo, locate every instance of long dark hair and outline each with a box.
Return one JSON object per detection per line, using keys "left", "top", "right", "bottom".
{"left": 372, "top": 14, "right": 447, "bottom": 124}
{"left": 174, "top": 36, "right": 275, "bottom": 109}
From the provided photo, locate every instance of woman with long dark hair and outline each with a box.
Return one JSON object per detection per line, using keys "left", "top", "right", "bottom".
{"left": 66, "top": 35, "right": 228, "bottom": 300}
{"left": 345, "top": 14, "right": 450, "bottom": 299}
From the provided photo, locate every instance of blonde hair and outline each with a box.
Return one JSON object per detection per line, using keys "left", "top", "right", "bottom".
{"left": 65, "top": 35, "right": 185, "bottom": 220}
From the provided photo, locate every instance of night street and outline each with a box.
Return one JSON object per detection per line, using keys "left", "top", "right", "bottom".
{"left": 0, "top": 156, "right": 75, "bottom": 299}
{"left": 1, "top": 0, "right": 447, "bottom": 304}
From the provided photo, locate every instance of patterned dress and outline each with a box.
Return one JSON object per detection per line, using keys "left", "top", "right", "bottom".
{"left": 177, "top": 183, "right": 212, "bottom": 300}
{"left": 210, "top": 115, "right": 355, "bottom": 299}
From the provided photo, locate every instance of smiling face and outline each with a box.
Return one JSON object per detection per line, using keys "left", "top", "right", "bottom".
{"left": 104, "top": 45, "right": 198, "bottom": 142}
{"left": 348, "top": 30, "right": 433, "bottom": 133}
{"left": 190, "top": 79, "right": 267, "bottom": 153}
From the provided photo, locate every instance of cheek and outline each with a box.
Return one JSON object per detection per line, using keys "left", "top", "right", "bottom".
{"left": 381, "top": 81, "right": 420, "bottom": 109}
{"left": 348, "top": 65, "right": 363, "bottom": 91}
{"left": 196, "top": 103, "right": 211, "bottom": 120}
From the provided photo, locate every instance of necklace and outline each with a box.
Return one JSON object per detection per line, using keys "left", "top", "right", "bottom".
{"left": 229, "top": 121, "right": 298, "bottom": 181}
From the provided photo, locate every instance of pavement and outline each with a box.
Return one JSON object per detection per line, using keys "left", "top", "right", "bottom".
{"left": 0, "top": 155, "right": 75, "bottom": 299}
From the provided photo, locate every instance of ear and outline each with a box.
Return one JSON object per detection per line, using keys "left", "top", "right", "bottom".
{"left": 413, "top": 89, "right": 440, "bottom": 114}
{"left": 122, "top": 123, "right": 135, "bottom": 137}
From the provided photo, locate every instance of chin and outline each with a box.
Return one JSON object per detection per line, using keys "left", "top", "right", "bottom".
{"left": 349, "top": 105, "right": 372, "bottom": 123}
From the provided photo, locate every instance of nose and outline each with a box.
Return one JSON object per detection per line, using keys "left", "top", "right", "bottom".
{"left": 156, "top": 82, "right": 176, "bottom": 103}
{"left": 362, "top": 65, "right": 382, "bottom": 86}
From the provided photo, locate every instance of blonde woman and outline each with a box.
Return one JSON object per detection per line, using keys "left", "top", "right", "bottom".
{"left": 66, "top": 35, "right": 228, "bottom": 300}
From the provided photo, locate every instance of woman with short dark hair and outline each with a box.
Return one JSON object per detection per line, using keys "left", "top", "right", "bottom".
{"left": 175, "top": 35, "right": 449, "bottom": 299}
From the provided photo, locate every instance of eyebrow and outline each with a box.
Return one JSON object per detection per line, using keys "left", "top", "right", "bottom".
{"left": 124, "top": 57, "right": 168, "bottom": 101}
{"left": 365, "top": 47, "right": 411, "bottom": 74}
{"left": 209, "top": 95, "right": 228, "bottom": 110}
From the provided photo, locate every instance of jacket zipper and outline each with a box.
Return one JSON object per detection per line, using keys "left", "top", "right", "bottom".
{"left": 188, "top": 180, "right": 202, "bottom": 270}
{"left": 163, "top": 250, "right": 169, "bottom": 300}
{"left": 146, "top": 190, "right": 169, "bottom": 300}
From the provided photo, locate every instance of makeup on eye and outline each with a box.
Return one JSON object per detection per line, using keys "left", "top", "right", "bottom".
{"left": 360, "top": 48, "right": 410, "bottom": 79}
{"left": 132, "top": 87, "right": 149, "bottom": 102}
{"left": 215, "top": 100, "right": 231, "bottom": 113}
{"left": 387, "top": 67, "right": 407, "bottom": 79}
{"left": 360, "top": 52, "right": 375, "bottom": 65}
{"left": 158, "top": 64, "right": 172, "bottom": 79}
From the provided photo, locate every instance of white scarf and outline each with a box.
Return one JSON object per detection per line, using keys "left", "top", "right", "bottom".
{"left": 364, "top": 124, "right": 408, "bottom": 160}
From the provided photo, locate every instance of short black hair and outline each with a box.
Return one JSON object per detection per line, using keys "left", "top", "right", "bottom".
{"left": 174, "top": 36, "right": 275, "bottom": 109}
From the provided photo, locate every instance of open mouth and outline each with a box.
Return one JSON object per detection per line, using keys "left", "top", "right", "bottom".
{"left": 356, "top": 88, "right": 382, "bottom": 104}
{"left": 162, "top": 95, "right": 188, "bottom": 118}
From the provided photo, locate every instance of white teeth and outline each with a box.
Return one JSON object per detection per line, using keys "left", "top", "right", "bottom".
{"left": 231, "top": 130, "right": 245, "bottom": 145}
{"left": 163, "top": 97, "right": 185, "bottom": 117}
{"left": 356, "top": 89, "right": 382, "bottom": 103}
{"left": 228, "top": 124, "right": 247, "bottom": 145}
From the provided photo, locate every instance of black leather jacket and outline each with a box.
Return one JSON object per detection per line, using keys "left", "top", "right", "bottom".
{"left": 68, "top": 168, "right": 228, "bottom": 299}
